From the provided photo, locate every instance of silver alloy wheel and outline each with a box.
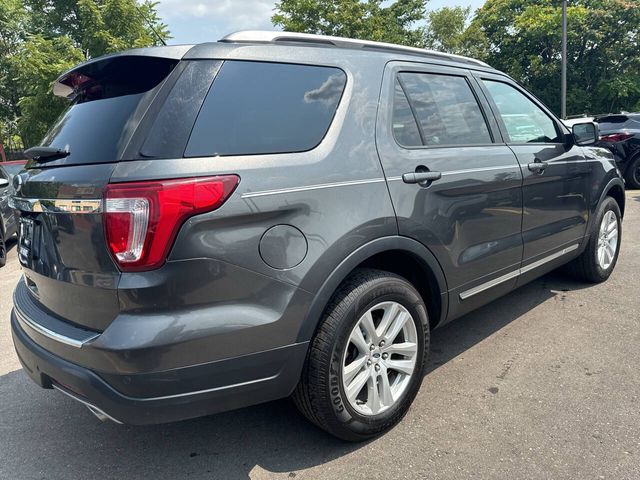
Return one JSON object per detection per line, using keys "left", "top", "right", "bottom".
{"left": 341, "top": 301, "right": 418, "bottom": 416}
{"left": 597, "top": 210, "right": 619, "bottom": 270}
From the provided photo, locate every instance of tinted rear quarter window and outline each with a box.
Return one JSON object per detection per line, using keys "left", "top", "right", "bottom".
{"left": 184, "top": 61, "right": 346, "bottom": 157}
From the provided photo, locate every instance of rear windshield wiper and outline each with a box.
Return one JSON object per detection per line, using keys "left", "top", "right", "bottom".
{"left": 24, "top": 146, "right": 70, "bottom": 162}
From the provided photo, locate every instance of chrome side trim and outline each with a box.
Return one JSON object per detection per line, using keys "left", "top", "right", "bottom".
{"left": 241, "top": 178, "right": 386, "bottom": 199}
{"left": 443, "top": 165, "right": 521, "bottom": 176}
{"left": 11, "top": 197, "right": 102, "bottom": 214}
{"left": 459, "top": 270, "right": 521, "bottom": 300}
{"left": 52, "top": 384, "right": 123, "bottom": 424}
{"left": 459, "top": 243, "right": 580, "bottom": 300}
{"left": 520, "top": 244, "right": 579, "bottom": 274}
{"left": 14, "top": 306, "right": 99, "bottom": 349}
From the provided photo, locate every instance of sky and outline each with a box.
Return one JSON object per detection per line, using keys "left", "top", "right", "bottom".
{"left": 156, "top": 0, "right": 487, "bottom": 45}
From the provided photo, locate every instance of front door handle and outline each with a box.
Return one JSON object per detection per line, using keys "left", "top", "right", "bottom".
{"left": 402, "top": 171, "right": 442, "bottom": 185}
{"left": 527, "top": 161, "right": 548, "bottom": 172}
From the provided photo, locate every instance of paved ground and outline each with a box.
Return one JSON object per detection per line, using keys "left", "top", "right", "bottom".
{"left": 1, "top": 191, "right": 639, "bottom": 480}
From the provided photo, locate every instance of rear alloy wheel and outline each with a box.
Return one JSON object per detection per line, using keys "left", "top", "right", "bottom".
{"left": 0, "top": 229, "right": 6, "bottom": 268}
{"left": 342, "top": 301, "right": 418, "bottom": 416}
{"left": 293, "top": 268, "right": 429, "bottom": 441}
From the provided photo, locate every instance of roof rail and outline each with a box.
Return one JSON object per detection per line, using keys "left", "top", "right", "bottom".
{"left": 220, "top": 31, "right": 490, "bottom": 68}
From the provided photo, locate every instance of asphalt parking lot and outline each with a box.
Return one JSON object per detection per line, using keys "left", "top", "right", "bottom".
{"left": 1, "top": 191, "right": 639, "bottom": 480}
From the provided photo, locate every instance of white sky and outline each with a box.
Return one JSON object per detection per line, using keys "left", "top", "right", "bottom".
{"left": 156, "top": 0, "right": 487, "bottom": 45}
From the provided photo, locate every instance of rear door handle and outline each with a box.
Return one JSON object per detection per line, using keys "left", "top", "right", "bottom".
{"left": 527, "top": 161, "right": 548, "bottom": 172}
{"left": 402, "top": 171, "right": 442, "bottom": 185}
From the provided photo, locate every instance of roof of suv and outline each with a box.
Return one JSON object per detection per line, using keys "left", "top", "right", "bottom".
{"left": 217, "top": 31, "right": 491, "bottom": 68}
{"left": 53, "top": 31, "right": 494, "bottom": 96}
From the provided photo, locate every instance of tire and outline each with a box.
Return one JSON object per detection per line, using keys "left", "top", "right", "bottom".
{"left": 292, "top": 268, "right": 429, "bottom": 441}
{"left": 566, "top": 196, "right": 622, "bottom": 283}
{"left": 0, "top": 229, "right": 6, "bottom": 268}
{"left": 624, "top": 155, "right": 640, "bottom": 189}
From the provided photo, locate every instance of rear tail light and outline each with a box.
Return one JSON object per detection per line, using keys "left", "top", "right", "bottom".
{"left": 103, "top": 176, "right": 239, "bottom": 272}
{"left": 599, "top": 133, "right": 634, "bottom": 142}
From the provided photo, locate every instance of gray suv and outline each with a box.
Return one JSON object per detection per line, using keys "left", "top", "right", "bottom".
{"left": 11, "top": 31, "right": 625, "bottom": 441}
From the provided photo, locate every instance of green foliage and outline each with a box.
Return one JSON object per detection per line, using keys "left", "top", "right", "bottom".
{"left": 0, "top": 0, "right": 169, "bottom": 147}
{"left": 471, "top": 0, "right": 640, "bottom": 116}
{"left": 424, "top": 6, "right": 489, "bottom": 60}
{"left": 272, "top": 0, "right": 427, "bottom": 47}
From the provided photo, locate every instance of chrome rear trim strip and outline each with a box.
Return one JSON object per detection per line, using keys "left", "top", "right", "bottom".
{"left": 11, "top": 197, "right": 102, "bottom": 214}
{"left": 14, "top": 305, "right": 99, "bottom": 349}
{"left": 459, "top": 243, "right": 580, "bottom": 300}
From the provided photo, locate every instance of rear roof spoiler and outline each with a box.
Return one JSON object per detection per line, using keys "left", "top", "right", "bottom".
{"left": 53, "top": 45, "right": 194, "bottom": 98}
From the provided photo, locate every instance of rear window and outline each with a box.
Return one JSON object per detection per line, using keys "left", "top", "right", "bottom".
{"left": 35, "top": 57, "right": 177, "bottom": 166}
{"left": 184, "top": 61, "right": 347, "bottom": 157}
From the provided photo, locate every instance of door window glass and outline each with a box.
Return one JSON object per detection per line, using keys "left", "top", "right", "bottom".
{"left": 394, "top": 72, "right": 492, "bottom": 147}
{"left": 482, "top": 80, "right": 560, "bottom": 143}
{"left": 392, "top": 79, "right": 422, "bottom": 147}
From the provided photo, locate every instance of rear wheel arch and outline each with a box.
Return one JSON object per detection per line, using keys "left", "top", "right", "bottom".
{"left": 296, "top": 236, "right": 449, "bottom": 344}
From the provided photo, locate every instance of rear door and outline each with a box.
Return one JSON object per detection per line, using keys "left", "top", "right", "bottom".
{"left": 376, "top": 62, "right": 524, "bottom": 320}
{"left": 475, "top": 74, "right": 590, "bottom": 274}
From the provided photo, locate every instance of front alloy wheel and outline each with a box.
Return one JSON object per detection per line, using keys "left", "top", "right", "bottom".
{"left": 596, "top": 210, "right": 619, "bottom": 270}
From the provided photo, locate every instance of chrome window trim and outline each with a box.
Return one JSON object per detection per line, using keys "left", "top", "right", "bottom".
{"left": 459, "top": 243, "right": 580, "bottom": 300}
{"left": 10, "top": 197, "right": 102, "bottom": 214}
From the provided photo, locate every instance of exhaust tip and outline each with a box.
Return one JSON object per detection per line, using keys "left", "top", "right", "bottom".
{"left": 52, "top": 383, "right": 123, "bottom": 424}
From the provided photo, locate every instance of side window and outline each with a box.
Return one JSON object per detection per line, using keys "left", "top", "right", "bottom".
{"left": 482, "top": 80, "right": 560, "bottom": 144}
{"left": 392, "top": 79, "right": 422, "bottom": 147}
{"left": 185, "top": 61, "right": 346, "bottom": 157}
{"left": 393, "top": 72, "right": 492, "bottom": 147}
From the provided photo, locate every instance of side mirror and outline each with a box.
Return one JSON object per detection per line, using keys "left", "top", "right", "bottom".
{"left": 0, "top": 178, "right": 9, "bottom": 188}
{"left": 572, "top": 122, "right": 599, "bottom": 146}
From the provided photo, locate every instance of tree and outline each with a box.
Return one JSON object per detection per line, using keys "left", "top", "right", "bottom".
{"left": 423, "top": 6, "right": 488, "bottom": 60}
{"left": 0, "top": 0, "right": 169, "bottom": 147}
{"left": 471, "top": 0, "right": 640, "bottom": 115}
{"left": 272, "top": 0, "right": 427, "bottom": 47}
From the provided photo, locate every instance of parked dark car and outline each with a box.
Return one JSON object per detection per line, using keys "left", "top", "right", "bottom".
{"left": 592, "top": 114, "right": 640, "bottom": 188}
{"left": 0, "top": 160, "right": 26, "bottom": 266}
{"left": 11, "top": 31, "right": 625, "bottom": 441}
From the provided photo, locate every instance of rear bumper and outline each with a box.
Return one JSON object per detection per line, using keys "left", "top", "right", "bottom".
{"left": 11, "top": 310, "right": 308, "bottom": 425}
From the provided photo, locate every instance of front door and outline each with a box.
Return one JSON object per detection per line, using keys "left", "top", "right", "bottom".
{"left": 475, "top": 74, "right": 590, "bottom": 275}
{"left": 376, "top": 63, "right": 524, "bottom": 321}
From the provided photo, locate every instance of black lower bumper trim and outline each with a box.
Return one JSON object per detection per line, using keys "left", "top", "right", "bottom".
{"left": 11, "top": 313, "right": 308, "bottom": 425}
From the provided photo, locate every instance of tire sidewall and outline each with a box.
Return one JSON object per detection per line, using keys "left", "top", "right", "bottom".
{"left": 325, "top": 277, "right": 429, "bottom": 438}
{"left": 589, "top": 197, "right": 622, "bottom": 281}
{"left": 0, "top": 229, "right": 6, "bottom": 268}
{"left": 626, "top": 156, "right": 640, "bottom": 189}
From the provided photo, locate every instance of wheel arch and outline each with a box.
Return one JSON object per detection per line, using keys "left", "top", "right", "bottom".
{"left": 296, "top": 236, "right": 449, "bottom": 344}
